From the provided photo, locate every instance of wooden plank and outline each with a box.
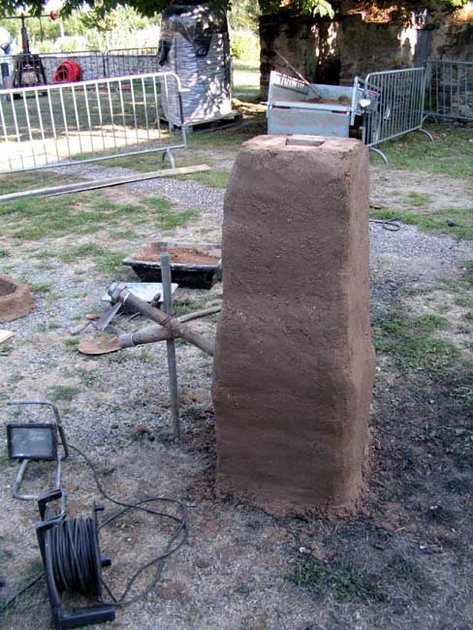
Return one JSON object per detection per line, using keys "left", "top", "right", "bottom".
{"left": 0, "top": 164, "right": 211, "bottom": 202}
{"left": 0, "top": 330, "right": 14, "bottom": 344}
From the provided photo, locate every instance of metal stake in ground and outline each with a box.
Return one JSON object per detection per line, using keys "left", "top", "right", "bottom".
{"left": 161, "top": 253, "right": 180, "bottom": 441}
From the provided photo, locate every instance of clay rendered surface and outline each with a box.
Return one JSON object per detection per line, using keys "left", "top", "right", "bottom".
{"left": 212, "top": 135, "right": 376, "bottom": 516}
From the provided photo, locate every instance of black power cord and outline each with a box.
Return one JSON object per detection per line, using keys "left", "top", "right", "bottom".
{"left": 0, "top": 442, "right": 188, "bottom": 615}
{"left": 369, "top": 217, "right": 401, "bottom": 231}
{"left": 71, "top": 444, "right": 188, "bottom": 607}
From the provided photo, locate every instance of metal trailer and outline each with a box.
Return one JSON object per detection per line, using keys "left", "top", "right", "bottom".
{"left": 425, "top": 60, "right": 473, "bottom": 122}
{"left": 267, "top": 71, "right": 367, "bottom": 138}
{"left": 268, "top": 68, "right": 434, "bottom": 163}
{"left": 0, "top": 71, "right": 187, "bottom": 173}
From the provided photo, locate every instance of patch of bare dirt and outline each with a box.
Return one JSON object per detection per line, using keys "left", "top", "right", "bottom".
{"left": 371, "top": 166, "right": 472, "bottom": 212}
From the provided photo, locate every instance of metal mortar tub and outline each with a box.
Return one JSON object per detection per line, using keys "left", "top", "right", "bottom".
{"left": 123, "top": 241, "right": 221, "bottom": 289}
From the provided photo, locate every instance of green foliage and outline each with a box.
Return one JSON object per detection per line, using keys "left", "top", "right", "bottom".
{"left": 47, "top": 384, "right": 80, "bottom": 402}
{"left": 0, "top": 171, "right": 77, "bottom": 196}
{"left": 0, "top": 14, "right": 60, "bottom": 45}
{"left": 181, "top": 169, "right": 230, "bottom": 189}
{"left": 380, "top": 124, "right": 473, "bottom": 180}
{"left": 142, "top": 197, "right": 199, "bottom": 229}
{"left": 230, "top": 29, "right": 260, "bottom": 62}
{"left": 1, "top": 0, "right": 177, "bottom": 18}
{"left": 1, "top": 193, "right": 159, "bottom": 241}
{"left": 259, "top": 0, "right": 334, "bottom": 16}
{"left": 63, "top": 337, "right": 80, "bottom": 353}
{"left": 59, "top": 243, "right": 126, "bottom": 275}
{"left": 80, "top": 3, "right": 133, "bottom": 31}
{"left": 229, "top": 0, "right": 260, "bottom": 30}
{"left": 1, "top": 0, "right": 470, "bottom": 21}
{"left": 370, "top": 207, "right": 473, "bottom": 242}
{"left": 373, "top": 304, "right": 460, "bottom": 371}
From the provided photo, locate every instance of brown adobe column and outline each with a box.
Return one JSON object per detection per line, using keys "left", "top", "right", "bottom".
{"left": 212, "top": 135, "right": 375, "bottom": 516}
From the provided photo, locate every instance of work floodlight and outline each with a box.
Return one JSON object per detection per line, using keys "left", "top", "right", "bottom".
{"left": 7, "top": 423, "right": 57, "bottom": 460}
{"left": 5, "top": 399, "right": 69, "bottom": 502}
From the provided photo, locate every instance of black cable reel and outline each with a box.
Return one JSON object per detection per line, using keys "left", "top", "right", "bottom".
{"left": 36, "top": 492, "right": 115, "bottom": 628}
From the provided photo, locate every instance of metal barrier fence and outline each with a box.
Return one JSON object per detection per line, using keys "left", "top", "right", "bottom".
{"left": 425, "top": 60, "right": 473, "bottom": 121}
{"left": 106, "top": 48, "right": 159, "bottom": 79}
{"left": 362, "top": 67, "right": 432, "bottom": 161}
{"left": 40, "top": 50, "right": 105, "bottom": 83}
{"left": 0, "top": 48, "right": 160, "bottom": 89}
{"left": 0, "top": 71, "right": 186, "bottom": 173}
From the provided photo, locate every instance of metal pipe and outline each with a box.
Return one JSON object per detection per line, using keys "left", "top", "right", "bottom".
{"left": 161, "top": 253, "right": 180, "bottom": 441}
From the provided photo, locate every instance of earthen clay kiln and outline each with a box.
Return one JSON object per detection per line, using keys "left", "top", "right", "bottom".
{"left": 0, "top": 275, "right": 34, "bottom": 323}
{"left": 212, "top": 135, "right": 375, "bottom": 516}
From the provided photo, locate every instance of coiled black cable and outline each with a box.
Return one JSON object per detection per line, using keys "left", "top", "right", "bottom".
{"left": 49, "top": 517, "right": 100, "bottom": 596}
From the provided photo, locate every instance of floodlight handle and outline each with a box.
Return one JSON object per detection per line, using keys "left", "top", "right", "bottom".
{"left": 12, "top": 457, "right": 65, "bottom": 507}
{"left": 7, "top": 399, "right": 69, "bottom": 460}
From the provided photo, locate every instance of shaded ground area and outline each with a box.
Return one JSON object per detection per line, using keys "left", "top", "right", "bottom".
{"left": 0, "top": 121, "right": 472, "bottom": 629}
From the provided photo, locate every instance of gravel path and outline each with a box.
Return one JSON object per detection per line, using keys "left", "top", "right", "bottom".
{"left": 3, "top": 161, "right": 470, "bottom": 467}
{"left": 3, "top": 157, "right": 472, "bottom": 457}
{"left": 53, "top": 162, "right": 226, "bottom": 217}
{"left": 369, "top": 220, "right": 471, "bottom": 314}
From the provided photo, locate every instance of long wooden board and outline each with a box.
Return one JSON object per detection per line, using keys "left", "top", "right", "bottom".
{"left": 0, "top": 164, "right": 211, "bottom": 202}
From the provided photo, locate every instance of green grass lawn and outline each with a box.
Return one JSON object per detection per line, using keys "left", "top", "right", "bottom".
{"left": 233, "top": 60, "right": 260, "bottom": 102}
{"left": 374, "top": 122, "right": 473, "bottom": 180}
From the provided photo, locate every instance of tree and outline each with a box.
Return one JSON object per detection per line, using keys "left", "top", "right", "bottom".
{"left": 259, "top": 0, "right": 334, "bottom": 18}
{"left": 228, "top": 0, "right": 260, "bottom": 31}
{"left": 0, "top": 0, "right": 469, "bottom": 19}
{"left": 258, "top": 0, "right": 469, "bottom": 19}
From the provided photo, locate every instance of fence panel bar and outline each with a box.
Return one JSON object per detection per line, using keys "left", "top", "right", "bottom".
{"left": 425, "top": 60, "right": 473, "bottom": 121}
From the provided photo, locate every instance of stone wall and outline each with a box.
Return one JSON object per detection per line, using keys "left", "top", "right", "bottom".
{"left": 338, "top": 14, "right": 412, "bottom": 83}
{"left": 259, "top": 12, "right": 319, "bottom": 99}
{"left": 259, "top": 10, "right": 473, "bottom": 96}
{"left": 430, "top": 21, "right": 473, "bottom": 60}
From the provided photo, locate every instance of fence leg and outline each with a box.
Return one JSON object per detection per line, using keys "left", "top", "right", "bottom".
{"left": 368, "top": 146, "right": 388, "bottom": 164}
{"left": 163, "top": 149, "right": 176, "bottom": 169}
{"left": 161, "top": 252, "right": 180, "bottom": 441}
{"left": 418, "top": 128, "right": 434, "bottom": 141}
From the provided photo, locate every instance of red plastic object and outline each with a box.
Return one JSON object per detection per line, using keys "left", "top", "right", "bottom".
{"left": 52, "top": 60, "right": 82, "bottom": 83}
